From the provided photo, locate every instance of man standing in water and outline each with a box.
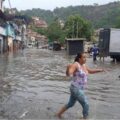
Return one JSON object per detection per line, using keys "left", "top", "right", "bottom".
{"left": 56, "top": 52, "right": 104, "bottom": 119}
{"left": 92, "top": 44, "right": 99, "bottom": 62}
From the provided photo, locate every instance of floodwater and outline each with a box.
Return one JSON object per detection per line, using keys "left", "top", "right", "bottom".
{"left": 0, "top": 49, "right": 120, "bottom": 120}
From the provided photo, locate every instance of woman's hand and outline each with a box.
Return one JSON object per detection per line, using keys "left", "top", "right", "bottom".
{"left": 101, "top": 68, "right": 111, "bottom": 73}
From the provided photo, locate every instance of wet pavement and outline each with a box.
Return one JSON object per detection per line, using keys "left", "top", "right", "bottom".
{"left": 0, "top": 49, "right": 120, "bottom": 120}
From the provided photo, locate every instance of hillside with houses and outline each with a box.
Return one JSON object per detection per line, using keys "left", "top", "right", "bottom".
{"left": 0, "top": 0, "right": 49, "bottom": 54}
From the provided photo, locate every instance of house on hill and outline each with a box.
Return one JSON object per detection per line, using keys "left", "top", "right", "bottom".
{"left": 32, "top": 17, "right": 48, "bottom": 28}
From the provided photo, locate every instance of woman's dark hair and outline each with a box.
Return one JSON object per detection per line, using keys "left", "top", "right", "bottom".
{"left": 74, "top": 52, "right": 83, "bottom": 62}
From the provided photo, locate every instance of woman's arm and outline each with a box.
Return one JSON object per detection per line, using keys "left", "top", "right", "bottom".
{"left": 86, "top": 65, "right": 104, "bottom": 74}
{"left": 66, "top": 63, "right": 77, "bottom": 76}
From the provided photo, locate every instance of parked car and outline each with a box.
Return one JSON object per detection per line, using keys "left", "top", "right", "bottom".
{"left": 27, "top": 43, "right": 32, "bottom": 48}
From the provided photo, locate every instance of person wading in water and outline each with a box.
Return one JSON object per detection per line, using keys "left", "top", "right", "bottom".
{"left": 56, "top": 52, "right": 104, "bottom": 119}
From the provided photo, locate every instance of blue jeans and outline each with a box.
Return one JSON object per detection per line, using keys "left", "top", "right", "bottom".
{"left": 65, "top": 85, "right": 89, "bottom": 118}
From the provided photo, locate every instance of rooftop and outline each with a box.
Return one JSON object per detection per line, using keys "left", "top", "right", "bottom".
{"left": 66, "top": 38, "right": 86, "bottom": 41}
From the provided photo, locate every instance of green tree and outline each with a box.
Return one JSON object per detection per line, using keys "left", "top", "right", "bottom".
{"left": 32, "top": 27, "right": 47, "bottom": 35}
{"left": 64, "top": 15, "right": 92, "bottom": 40}
{"left": 115, "top": 16, "right": 120, "bottom": 28}
{"left": 47, "top": 19, "right": 66, "bottom": 44}
{"left": 20, "top": 1, "right": 120, "bottom": 28}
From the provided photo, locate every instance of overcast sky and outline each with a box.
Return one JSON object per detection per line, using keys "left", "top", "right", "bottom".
{"left": 4, "top": 0, "right": 118, "bottom": 11}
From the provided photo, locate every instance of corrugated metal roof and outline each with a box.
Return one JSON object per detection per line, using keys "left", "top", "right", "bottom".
{"left": 66, "top": 38, "right": 86, "bottom": 41}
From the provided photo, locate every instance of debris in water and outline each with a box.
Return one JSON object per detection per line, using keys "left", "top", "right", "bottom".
{"left": 20, "top": 111, "right": 28, "bottom": 118}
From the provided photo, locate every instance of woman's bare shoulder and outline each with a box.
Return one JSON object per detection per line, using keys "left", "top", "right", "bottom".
{"left": 67, "top": 62, "right": 78, "bottom": 69}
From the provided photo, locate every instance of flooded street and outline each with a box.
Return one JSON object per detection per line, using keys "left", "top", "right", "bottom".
{"left": 0, "top": 49, "right": 120, "bottom": 120}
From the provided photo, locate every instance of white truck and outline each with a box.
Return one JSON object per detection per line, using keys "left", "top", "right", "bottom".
{"left": 99, "top": 28, "right": 120, "bottom": 61}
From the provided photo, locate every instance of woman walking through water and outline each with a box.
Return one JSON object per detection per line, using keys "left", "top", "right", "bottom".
{"left": 56, "top": 52, "right": 104, "bottom": 119}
